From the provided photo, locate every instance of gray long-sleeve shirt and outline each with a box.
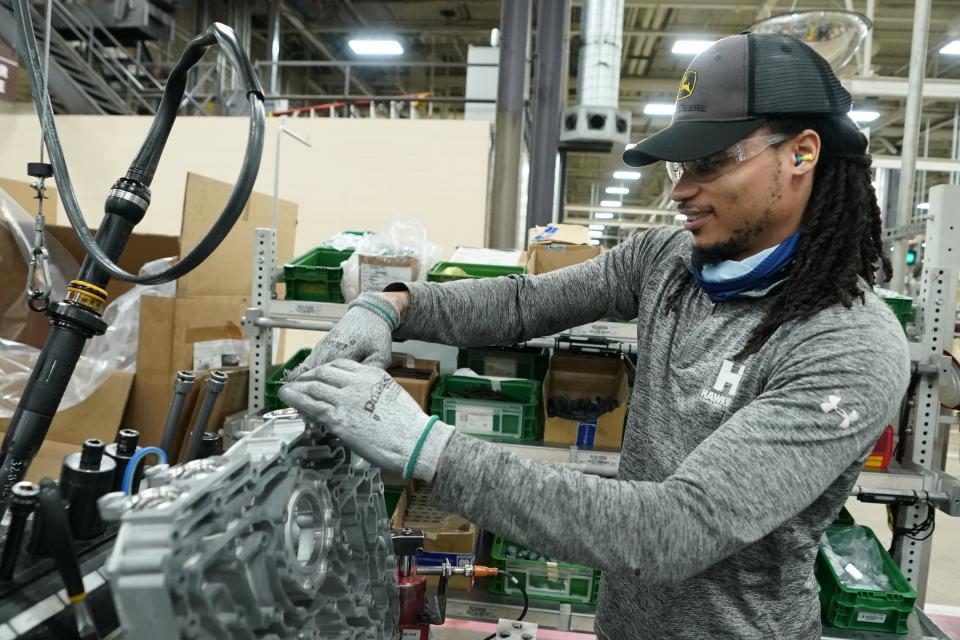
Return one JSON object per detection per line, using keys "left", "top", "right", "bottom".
{"left": 396, "top": 227, "right": 910, "bottom": 639}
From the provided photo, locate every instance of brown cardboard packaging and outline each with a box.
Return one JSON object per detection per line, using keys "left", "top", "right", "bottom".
{"left": 388, "top": 355, "right": 439, "bottom": 412}
{"left": 119, "top": 173, "right": 297, "bottom": 445}
{"left": 526, "top": 224, "right": 601, "bottom": 275}
{"left": 391, "top": 481, "right": 479, "bottom": 591}
{"left": 542, "top": 352, "right": 629, "bottom": 449}
{"left": 526, "top": 244, "right": 602, "bottom": 275}
{"left": 358, "top": 254, "right": 421, "bottom": 292}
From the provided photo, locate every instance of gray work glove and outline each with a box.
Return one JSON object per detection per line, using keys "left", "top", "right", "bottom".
{"left": 279, "top": 359, "right": 455, "bottom": 482}
{"left": 287, "top": 292, "right": 400, "bottom": 380}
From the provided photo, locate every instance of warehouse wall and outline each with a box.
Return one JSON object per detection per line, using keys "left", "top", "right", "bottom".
{"left": 0, "top": 115, "right": 491, "bottom": 258}
{"left": 0, "top": 114, "right": 491, "bottom": 358}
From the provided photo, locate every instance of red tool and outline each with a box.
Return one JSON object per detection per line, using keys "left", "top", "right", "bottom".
{"left": 392, "top": 528, "right": 500, "bottom": 639}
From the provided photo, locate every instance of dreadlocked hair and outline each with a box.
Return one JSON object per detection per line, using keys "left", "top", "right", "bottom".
{"left": 665, "top": 114, "right": 892, "bottom": 360}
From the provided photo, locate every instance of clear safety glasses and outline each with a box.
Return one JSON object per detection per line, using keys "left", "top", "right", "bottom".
{"left": 665, "top": 133, "right": 790, "bottom": 185}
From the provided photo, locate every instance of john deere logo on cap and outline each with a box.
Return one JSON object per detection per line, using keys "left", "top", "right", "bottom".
{"left": 677, "top": 70, "right": 697, "bottom": 101}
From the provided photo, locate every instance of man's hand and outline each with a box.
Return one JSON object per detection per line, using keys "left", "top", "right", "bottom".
{"left": 279, "top": 359, "right": 455, "bottom": 481}
{"left": 287, "top": 292, "right": 402, "bottom": 379}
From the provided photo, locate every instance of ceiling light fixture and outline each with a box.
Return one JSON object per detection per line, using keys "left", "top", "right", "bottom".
{"left": 594, "top": 212, "right": 615, "bottom": 219}
{"left": 849, "top": 110, "right": 880, "bottom": 123}
{"left": 589, "top": 224, "right": 606, "bottom": 231}
{"left": 348, "top": 39, "right": 403, "bottom": 55}
{"left": 917, "top": 202, "right": 930, "bottom": 210}
{"left": 643, "top": 103, "right": 676, "bottom": 116}
{"left": 605, "top": 186, "right": 629, "bottom": 195}
{"left": 599, "top": 200, "right": 623, "bottom": 208}
{"left": 613, "top": 170, "right": 642, "bottom": 181}
{"left": 940, "top": 40, "right": 960, "bottom": 55}
{"left": 672, "top": 40, "right": 715, "bottom": 55}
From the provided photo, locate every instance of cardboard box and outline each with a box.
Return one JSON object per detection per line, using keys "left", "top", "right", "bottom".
{"left": 388, "top": 355, "right": 440, "bottom": 412}
{"left": 391, "top": 481, "right": 479, "bottom": 592}
{"left": 528, "top": 223, "right": 591, "bottom": 246}
{"left": 542, "top": 352, "right": 629, "bottom": 449}
{"left": 358, "top": 254, "right": 420, "bottom": 292}
{"left": 116, "top": 173, "right": 298, "bottom": 445}
{"left": 527, "top": 244, "right": 602, "bottom": 275}
{"left": 526, "top": 224, "right": 601, "bottom": 275}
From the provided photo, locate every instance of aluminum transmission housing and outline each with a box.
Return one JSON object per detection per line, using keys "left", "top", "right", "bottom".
{"left": 99, "top": 410, "right": 399, "bottom": 639}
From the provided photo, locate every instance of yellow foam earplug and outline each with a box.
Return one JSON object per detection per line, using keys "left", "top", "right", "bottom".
{"left": 794, "top": 153, "right": 815, "bottom": 166}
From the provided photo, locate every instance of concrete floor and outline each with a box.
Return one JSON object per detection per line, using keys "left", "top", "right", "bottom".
{"left": 434, "top": 428, "right": 960, "bottom": 640}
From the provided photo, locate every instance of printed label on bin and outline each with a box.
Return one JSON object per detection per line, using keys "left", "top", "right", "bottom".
{"left": 401, "top": 630, "right": 421, "bottom": 639}
{"left": 483, "top": 356, "right": 518, "bottom": 378}
{"left": 455, "top": 405, "right": 495, "bottom": 434}
{"left": 577, "top": 421, "right": 597, "bottom": 447}
{"left": 856, "top": 612, "right": 887, "bottom": 624}
{"left": 360, "top": 264, "right": 413, "bottom": 293}
{"left": 575, "top": 450, "right": 619, "bottom": 467}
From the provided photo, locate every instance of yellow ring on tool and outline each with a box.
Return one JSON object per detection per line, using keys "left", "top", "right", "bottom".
{"left": 66, "top": 287, "right": 106, "bottom": 305}
{"left": 69, "top": 280, "right": 109, "bottom": 299}
{"left": 68, "top": 592, "right": 87, "bottom": 604}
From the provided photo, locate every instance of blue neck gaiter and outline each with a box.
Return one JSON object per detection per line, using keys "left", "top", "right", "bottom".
{"left": 690, "top": 230, "right": 802, "bottom": 302}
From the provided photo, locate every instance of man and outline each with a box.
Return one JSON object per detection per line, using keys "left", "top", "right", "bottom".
{"left": 281, "top": 33, "right": 910, "bottom": 639}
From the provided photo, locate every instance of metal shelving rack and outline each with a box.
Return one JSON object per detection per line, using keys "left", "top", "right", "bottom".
{"left": 243, "top": 183, "right": 960, "bottom": 636}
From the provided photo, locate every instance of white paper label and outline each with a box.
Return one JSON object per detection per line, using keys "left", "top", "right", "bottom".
{"left": 483, "top": 356, "right": 518, "bottom": 378}
{"left": 455, "top": 405, "right": 495, "bottom": 433}
{"left": 360, "top": 263, "right": 413, "bottom": 292}
{"left": 193, "top": 339, "right": 248, "bottom": 370}
{"left": 857, "top": 612, "right": 887, "bottom": 624}
{"left": 576, "top": 451, "right": 619, "bottom": 467}
{"left": 401, "top": 630, "right": 421, "bottom": 639}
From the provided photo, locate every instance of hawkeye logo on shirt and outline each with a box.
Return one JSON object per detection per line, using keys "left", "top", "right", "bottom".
{"left": 699, "top": 359, "right": 744, "bottom": 408}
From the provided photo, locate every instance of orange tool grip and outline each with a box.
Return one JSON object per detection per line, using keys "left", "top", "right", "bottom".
{"left": 471, "top": 566, "right": 499, "bottom": 578}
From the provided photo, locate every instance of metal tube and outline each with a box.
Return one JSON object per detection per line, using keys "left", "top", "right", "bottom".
{"left": 487, "top": 0, "right": 532, "bottom": 250}
{"left": 891, "top": 0, "right": 931, "bottom": 292}
{"left": 863, "top": 0, "right": 875, "bottom": 77}
{"left": 527, "top": 0, "right": 570, "bottom": 231}
{"left": 181, "top": 371, "right": 229, "bottom": 463}
{"left": 159, "top": 371, "right": 196, "bottom": 458}
{"left": 268, "top": 0, "right": 281, "bottom": 96}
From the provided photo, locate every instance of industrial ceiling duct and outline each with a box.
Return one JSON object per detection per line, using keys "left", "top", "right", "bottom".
{"left": 560, "top": 0, "right": 631, "bottom": 150}
{"left": 747, "top": 10, "right": 873, "bottom": 72}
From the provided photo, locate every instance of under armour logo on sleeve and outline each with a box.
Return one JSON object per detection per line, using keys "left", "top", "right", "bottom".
{"left": 820, "top": 395, "right": 860, "bottom": 428}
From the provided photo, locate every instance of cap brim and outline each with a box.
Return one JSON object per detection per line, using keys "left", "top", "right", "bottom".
{"left": 623, "top": 119, "right": 764, "bottom": 167}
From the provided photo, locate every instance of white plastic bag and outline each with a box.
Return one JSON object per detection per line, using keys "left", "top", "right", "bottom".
{"left": 341, "top": 215, "right": 440, "bottom": 302}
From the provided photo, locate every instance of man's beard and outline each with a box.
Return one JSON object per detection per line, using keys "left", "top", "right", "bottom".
{"left": 691, "top": 214, "right": 772, "bottom": 267}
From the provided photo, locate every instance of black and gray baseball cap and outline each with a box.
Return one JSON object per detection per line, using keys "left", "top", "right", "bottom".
{"left": 623, "top": 32, "right": 852, "bottom": 167}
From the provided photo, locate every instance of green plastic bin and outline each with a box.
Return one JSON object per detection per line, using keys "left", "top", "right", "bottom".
{"left": 816, "top": 525, "right": 916, "bottom": 634}
{"left": 430, "top": 375, "right": 541, "bottom": 442}
{"left": 457, "top": 346, "right": 549, "bottom": 381}
{"left": 284, "top": 247, "right": 354, "bottom": 303}
{"left": 265, "top": 348, "right": 311, "bottom": 411}
{"left": 875, "top": 287, "right": 913, "bottom": 333}
{"left": 426, "top": 261, "right": 525, "bottom": 283}
{"left": 383, "top": 483, "right": 404, "bottom": 518}
{"left": 488, "top": 536, "right": 602, "bottom": 605}
{"left": 832, "top": 506, "right": 855, "bottom": 527}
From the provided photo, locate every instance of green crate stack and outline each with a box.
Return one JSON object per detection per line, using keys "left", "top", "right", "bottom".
{"left": 816, "top": 524, "right": 916, "bottom": 634}
{"left": 875, "top": 287, "right": 913, "bottom": 333}
{"left": 488, "top": 536, "right": 602, "bottom": 605}
{"left": 284, "top": 232, "right": 368, "bottom": 303}
{"left": 426, "top": 261, "right": 526, "bottom": 283}
{"left": 457, "top": 346, "right": 549, "bottom": 381}
{"left": 265, "top": 348, "right": 311, "bottom": 411}
{"left": 429, "top": 375, "right": 541, "bottom": 442}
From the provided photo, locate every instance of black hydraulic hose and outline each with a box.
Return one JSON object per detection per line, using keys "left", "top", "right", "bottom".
{"left": 13, "top": 0, "right": 265, "bottom": 285}
{"left": 0, "top": 5, "right": 265, "bottom": 519}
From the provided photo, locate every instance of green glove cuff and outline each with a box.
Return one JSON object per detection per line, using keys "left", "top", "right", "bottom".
{"left": 404, "top": 415, "right": 440, "bottom": 480}
{"left": 350, "top": 294, "right": 400, "bottom": 331}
